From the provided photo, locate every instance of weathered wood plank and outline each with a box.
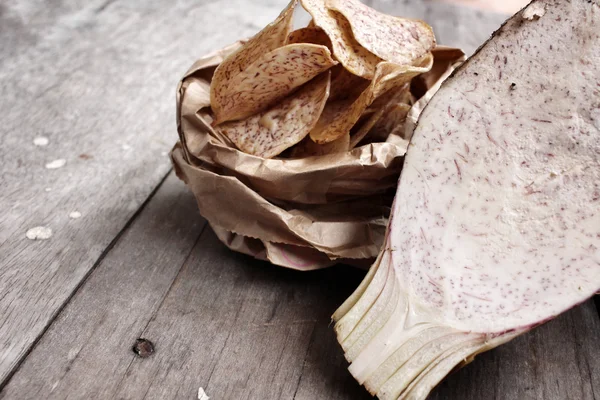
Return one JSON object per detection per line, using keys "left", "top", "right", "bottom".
{"left": 0, "top": 0, "right": 288, "bottom": 385}
{"left": 1, "top": 174, "right": 370, "bottom": 399}
{"left": 0, "top": 174, "right": 207, "bottom": 399}
{"left": 109, "top": 232, "right": 371, "bottom": 400}
{"left": 292, "top": 323, "right": 372, "bottom": 400}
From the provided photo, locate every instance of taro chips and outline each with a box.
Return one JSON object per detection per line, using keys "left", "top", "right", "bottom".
{"left": 171, "top": 0, "right": 465, "bottom": 270}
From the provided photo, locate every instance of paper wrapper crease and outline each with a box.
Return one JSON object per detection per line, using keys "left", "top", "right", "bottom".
{"left": 171, "top": 42, "right": 464, "bottom": 270}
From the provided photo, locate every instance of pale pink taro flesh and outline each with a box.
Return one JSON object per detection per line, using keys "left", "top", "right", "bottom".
{"left": 333, "top": 1, "right": 600, "bottom": 399}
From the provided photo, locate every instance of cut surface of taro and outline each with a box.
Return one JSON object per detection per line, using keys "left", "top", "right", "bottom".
{"left": 332, "top": 0, "right": 600, "bottom": 399}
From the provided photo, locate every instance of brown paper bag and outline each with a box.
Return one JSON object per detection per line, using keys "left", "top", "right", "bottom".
{"left": 171, "top": 43, "right": 464, "bottom": 270}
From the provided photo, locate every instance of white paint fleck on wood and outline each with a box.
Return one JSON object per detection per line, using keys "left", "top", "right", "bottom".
{"left": 33, "top": 136, "right": 49, "bottom": 146}
{"left": 25, "top": 227, "right": 53, "bottom": 240}
{"left": 44, "top": 159, "right": 66, "bottom": 169}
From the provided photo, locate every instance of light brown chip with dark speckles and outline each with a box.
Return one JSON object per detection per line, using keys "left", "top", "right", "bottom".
{"left": 210, "top": 0, "right": 297, "bottom": 122}
{"left": 349, "top": 85, "right": 412, "bottom": 148}
{"left": 327, "top": 0, "right": 436, "bottom": 67}
{"left": 301, "top": 0, "right": 382, "bottom": 79}
{"left": 211, "top": 43, "right": 338, "bottom": 124}
{"left": 368, "top": 103, "right": 412, "bottom": 143}
{"left": 310, "top": 57, "right": 432, "bottom": 144}
{"left": 217, "top": 71, "right": 331, "bottom": 159}
{"left": 290, "top": 132, "right": 350, "bottom": 157}
{"left": 287, "top": 27, "right": 333, "bottom": 51}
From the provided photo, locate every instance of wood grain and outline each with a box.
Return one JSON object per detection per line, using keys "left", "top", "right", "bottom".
{"left": 1, "top": 174, "right": 370, "bottom": 399}
{"left": 0, "top": 175, "right": 208, "bottom": 399}
{"left": 0, "top": 0, "right": 292, "bottom": 387}
{"left": 437, "top": 0, "right": 530, "bottom": 14}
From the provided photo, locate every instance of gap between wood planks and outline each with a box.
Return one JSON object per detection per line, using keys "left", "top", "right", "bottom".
{"left": 0, "top": 169, "right": 172, "bottom": 393}
{"left": 110, "top": 220, "right": 208, "bottom": 397}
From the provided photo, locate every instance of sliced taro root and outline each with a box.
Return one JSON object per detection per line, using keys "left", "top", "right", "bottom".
{"left": 310, "top": 58, "right": 432, "bottom": 144}
{"left": 217, "top": 72, "right": 330, "bottom": 159}
{"left": 211, "top": 43, "right": 337, "bottom": 124}
{"left": 333, "top": 1, "right": 600, "bottom": 399}
{"left": 300, "top": 0, "right": 382, "bottom": 79}
{"left": 327, "top": 0, "right": 436, "bottom": 67}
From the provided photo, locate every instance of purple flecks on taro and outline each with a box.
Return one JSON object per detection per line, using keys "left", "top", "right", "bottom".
{"left": 217, "top": 71, "right": 331, "bottom": 159}
{"left": 402, "top": 0, "right": 599, "bottom": 334}
{"left": 333, "top": 1, "right": 600, "bottom": 399}
{"left": 212, "top": 43, "right": 337, "bottom": 124}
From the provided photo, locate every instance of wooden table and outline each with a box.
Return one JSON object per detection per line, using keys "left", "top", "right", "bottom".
{"left": 443, "top": 0, "right": 529, "bottom": 14}
{"left": 1, "top": 1, "right": 598, "bottom": 399}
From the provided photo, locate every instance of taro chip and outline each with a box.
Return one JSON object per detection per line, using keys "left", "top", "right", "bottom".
{"left": 211, "top": 0, "right": 297, "bottom": 120}
{"left": 327, "top": 0, "right": 436, "bottom": 67}
{"left": 348, "top": 109, "right": 384, "bottom": 148}
{"left": 347, "top": 94, "right": 396, "bottom": 148}
{"left": 211, "top": 0, "right": 296, "bottom": 81}
{"left": 211, "top": 44, "right": 337, "bottom": 124}
{"left": 217, "top": 72, "right": 331, "bottom": 159}
{"left": 329, "top": 65, "right": 370, "bottom": 102}
{"left": 310, "top": 59, "right": 432, "bottom": 144}
{"left": 429, "top": 45, "right": 466, "bottom": 63}
{"left": 348, "top": 86, "right": 409, "bottom": 148}
{"left": 308, "top": 97, "right": 356, "bottom": 144}
{"left": 287, "top": 27, "right": 332, "bottom": 50}
{"left": 301, "top": 0, "right": 382, "bottom": 79}
{"left": 362, "top": 102, "right": 412, "bottom": 146}
{"left": 290, "top": 132, "right": 350, "bottom": 158}
{"left": 361, "top": 85, "right": 412, "bottom": 144}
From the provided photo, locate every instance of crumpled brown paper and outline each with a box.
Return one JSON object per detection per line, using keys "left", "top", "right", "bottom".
{"left": 171, "top": 42, "right": 464, "bottom": 270}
